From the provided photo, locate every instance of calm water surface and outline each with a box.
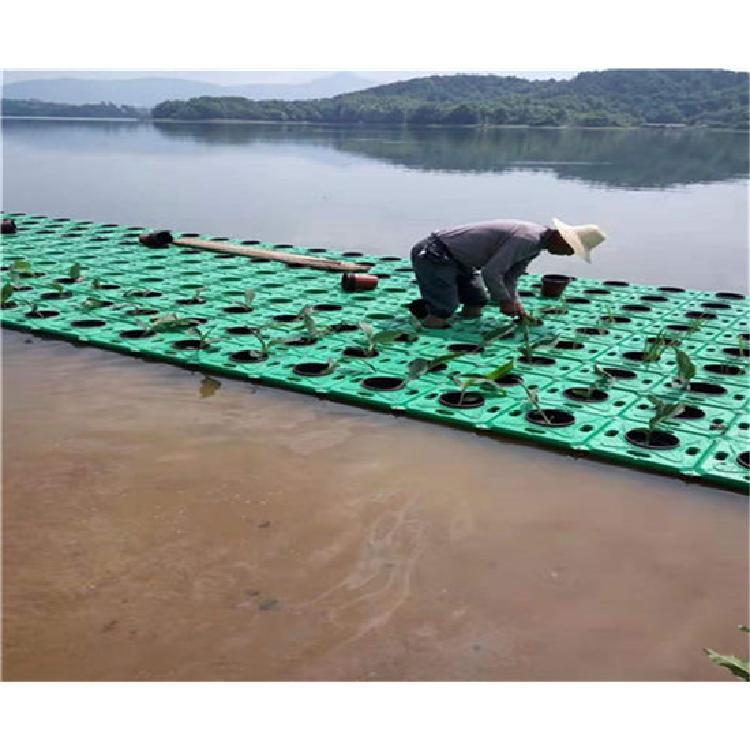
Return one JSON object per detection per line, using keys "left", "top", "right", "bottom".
{"left": 3, "top": 119, "right": 749, "bottom": 291}
{"left": 2, "top": 120, "right": 748, "bottom": 680}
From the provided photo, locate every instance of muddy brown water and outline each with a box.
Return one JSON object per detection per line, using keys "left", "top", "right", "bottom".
{"left": 2, "top": 329, "right": 748, "bottom": 681}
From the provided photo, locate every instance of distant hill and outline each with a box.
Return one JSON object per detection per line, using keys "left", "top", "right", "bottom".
{"left": 1, "top": 73, "right": 375, "bottom": 107}
{"left": 2, "top": 99, "right": 144, "bottom": 118}
{"left": 152, "top": 70, "right": 749, "bottom": 129}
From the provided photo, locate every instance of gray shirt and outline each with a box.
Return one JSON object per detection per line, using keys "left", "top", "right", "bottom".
{"left": 435, "top": 220, "right": 547, "bottom": 302}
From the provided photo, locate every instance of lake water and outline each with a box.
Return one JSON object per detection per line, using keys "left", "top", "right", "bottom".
{"left": 2, "top": 119, "right": 748, "bottom": 681}
{"left": 3, "top": 119, "right": 749, "bottom": 291}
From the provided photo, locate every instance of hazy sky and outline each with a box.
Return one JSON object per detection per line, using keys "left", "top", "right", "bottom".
{"left": 3, "top": 70, "right": 578, "bottom": 85}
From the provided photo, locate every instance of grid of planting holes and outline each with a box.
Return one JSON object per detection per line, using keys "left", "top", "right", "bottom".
{"left": 2, "top": 212, "right": 749, "bottom": 492}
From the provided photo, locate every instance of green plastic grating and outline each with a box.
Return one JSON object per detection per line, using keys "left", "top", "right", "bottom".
{"left": 2, "top": 212, "right": 749, "bottom": 493}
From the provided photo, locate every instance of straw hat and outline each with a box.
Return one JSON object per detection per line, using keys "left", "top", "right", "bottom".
{"left": 552, "top": 218, "right": 607, "bottom": 263}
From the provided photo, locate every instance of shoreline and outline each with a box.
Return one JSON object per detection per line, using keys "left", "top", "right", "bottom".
{"left": 2, "top": 116, "right": 747, "bottom": 133}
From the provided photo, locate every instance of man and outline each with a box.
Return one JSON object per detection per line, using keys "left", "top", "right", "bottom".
{"left": 409, "top": 218, "right": 607, "bottom": 328}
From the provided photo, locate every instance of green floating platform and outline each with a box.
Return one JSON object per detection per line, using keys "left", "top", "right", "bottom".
{"left": 2, "top": 212, "right": 749, "bottom": 493}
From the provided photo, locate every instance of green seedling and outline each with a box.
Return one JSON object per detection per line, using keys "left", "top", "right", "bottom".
{"left": 8, "top": 259, "right": 32, "bottom": 281}
{"left": 246, "top": 328, "right": 282, "bottom": 358}
{"left": 704, "top": 626, "right": 750, "bottom": 681}
{"left": 567, "top": 364, "right": 615, "bottom": 400}
{"left": 645, "top": 395, "right": 685, "bottom": 440}
{"left": 642, "top": 331, "right": 669, "bottom": 363}
{"left": 297, "top": 305, "right": 323, "bottom": 341}
{"left": 451, "top": 359, "right": 516, "bottom": 404}
{"left": 541, "top": 297, "right": 569, "bottom": 316}
{"left": 404, "top": 352, "right": 464, "bottom": 383}
{"left": 187, "top": 324, "right": 222, "bottom": 350}
{"left": 672, "top": 347, "right": 696, "bottom": 390}
{"left": 68, "top": 262, "right": 82, "bottom": 280}
{"left": 481, "top": 321, "right": 517, "bottom": 345}
{"left": 189, "top": 285, "right": 206, "bottom": 303}
{"left": 601, "top": 304, "right": 618, "bottom": 324}
{"left": 738, "top": 335, "right": 748, "bottom": 357}
{"left": 149, "top": 313, "right": 201, "bottom": 333}
{"left": 521, "top": 383, "right": 552, "bottom": 426}
{"left": 358, "top": 322, "right": 406, "bottom": 355}
{"left": 518, "top": 316, "right": 558, "bottom": 360}
{"left": 240, "top": 288, "right": 256, "bottom": 311}
{"left": 1, "top": 283, "right": 14, "bottom": 306}
{"left": 50, "top": 281, "right": 67, "bottom": 295}
{"left": 90, "top": 278, "right": 102, "bottom": 290}
{"left": 80, "top": 296, "right": 109, "bottom": 311}
{"left": 449, "top": 359, "right": 515, "bottom": 405}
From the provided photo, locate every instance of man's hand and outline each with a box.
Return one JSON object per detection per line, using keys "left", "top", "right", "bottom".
{"left": 500, "top": 300, "right": 526, "bottom": 317}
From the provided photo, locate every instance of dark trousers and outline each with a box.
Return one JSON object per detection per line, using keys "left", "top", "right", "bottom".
{"left": 410, "top": 236, "right": 489, "bottom": 319}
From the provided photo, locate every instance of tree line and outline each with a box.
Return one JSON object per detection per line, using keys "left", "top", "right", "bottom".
{"left": 151, "top": 70, "right": 749, "bottom": 129}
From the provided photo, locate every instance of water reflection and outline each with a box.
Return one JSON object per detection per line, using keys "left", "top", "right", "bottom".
{"left": 3, "top": 118, "right": 747, "bottom": 190}
{"left": 152, "top": 121, "right": 748, "bottom": 189}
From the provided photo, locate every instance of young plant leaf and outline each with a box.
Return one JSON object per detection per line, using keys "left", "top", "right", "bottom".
{"left": 1, "top": 283, "right": 13, "bottom": 305}
{"left": 68, "top": 262, "right": 82, "bottom": 280}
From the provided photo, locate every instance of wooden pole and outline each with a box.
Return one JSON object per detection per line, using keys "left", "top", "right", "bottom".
{"left": 173, "top": 237, "right": 370, "bottom": 272}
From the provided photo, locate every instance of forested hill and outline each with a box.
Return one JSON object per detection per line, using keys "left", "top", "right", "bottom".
{"left": 152, "top": 70, "right": 749, "bottom": 129}
{"left": 2, "top": 99, "right": 145, "bottom": 119}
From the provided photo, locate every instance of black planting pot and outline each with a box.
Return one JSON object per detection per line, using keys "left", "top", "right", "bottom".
{"left": 600, "top": 316, "right": 631, "bottom": 325}
{"left": 673, "top": 404, "right": 705, "bottom": 420}
{"left": 622, "top": 351, "right": 654, "bottom": 363}
{"left": 687, "top": 381, "right": 727, "bottom": 396}
{"left": 738, "top": 451, "right": 750, "bottom": 469}
{"left": 577, "top": 326, "right": 609, "bottom": 335}
{"left": 526, "top": 409, "right": 575, "bottom": 427}
{"left": 519, "top": 354, "right": 556, "bottom": 366}
{"left": 127, "top": 307, "right": 160, "bottom": 316}
{"left": 230, "top": 349, "right": 268, "bottom": 363}
{"left": 622, "top": 304, "right": 651, "bottom": 313}
{"left": 438, "top": 391, "right": 484, "bottom": 409}
{"left": 41, "top": 291, "right": 72, "bottom": 300}
{"left": 555, "top": 340, "right": 584, "bottom": 351}
{"left": 715, "top": 291, "right": 745, "bottom": 300}
{"left": 173, "top": 338, "right": 212, "bottom": 350}
{"left": 343, "top": 346, "right": 378, "bottom": 358}
{"left": 25, "top": 309, "right": 60, "bottom": 319}
{"left": 362, "top": 376, "right": 405, "bottom": 391}
{"left": 625, "top": 429, "right": 679, "bottom": 450}
{"left": 70, "top": 319, "right": 106, "bottom": 328}
{"left": 723, "top": 347, "right": 749, "bottom": 358}
{"left": 540, "top": 274, "right": 571, "bottom": 298}
{"left": 703, "top": 363, "right": 744, "bottom": 376}
{"left": 293, "top": 362, "right": 331, "bottom": 376}
{"left": 223, "top": 306, "right": 254, "bottom": 314}
{"left": 448, "top": 343, "right": 484, "bottom": 354}
{"left": 603, "top": 280, "right": 630, "bottom": 287}
{"left": 564, "top": 387, "right": 608, "bottom": 403}
{"left": 225, "top": 326, "right": 260, "bottom": 335}
{"left": 329, "top": 323, "right": 358, "bottom": 333}
{"left": 601, "top": 367, "right": 636, "bottom": 380}
{"left": 120, "top": 329, "right": 155, "bottom": 339}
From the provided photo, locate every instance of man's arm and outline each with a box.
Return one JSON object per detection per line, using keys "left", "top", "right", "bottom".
{"left": 481, "top": 237, "right": 537, "bottom": 304}
{"left": 504, "top": 257, "right": 534, "bottom": 301}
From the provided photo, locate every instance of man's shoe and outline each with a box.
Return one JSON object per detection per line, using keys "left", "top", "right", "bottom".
{"left": 422, "top": 314, "right": 450, "bottom": 329}
{"left": 407, "top": 298, "right": 429, "bottom": 319}
{"left": 460, "top": 305, "right": 484, "bottom": 319}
